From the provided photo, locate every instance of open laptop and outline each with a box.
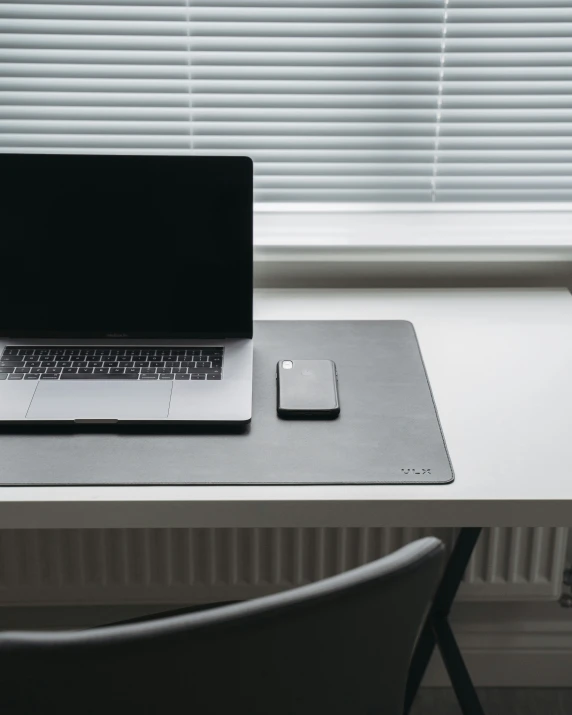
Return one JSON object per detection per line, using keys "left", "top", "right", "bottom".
{"left": 0, "top": 153, "right": 253, "bottom": 424}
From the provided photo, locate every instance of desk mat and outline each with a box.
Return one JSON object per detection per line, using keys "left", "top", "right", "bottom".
{"left": 0, "top": 321, "right": 453, "bottom": 485}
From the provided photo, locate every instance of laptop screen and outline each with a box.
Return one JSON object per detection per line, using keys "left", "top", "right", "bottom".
{"left": 0, "top": 154, "right": 253, "bottom": 338}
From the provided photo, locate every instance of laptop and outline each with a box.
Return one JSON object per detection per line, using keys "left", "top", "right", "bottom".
{"left": 0, "top": 153, "right": 254, "bottom": 424}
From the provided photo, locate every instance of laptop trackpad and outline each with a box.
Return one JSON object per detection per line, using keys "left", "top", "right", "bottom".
{"left": 27, "top": 381, "right": 172, "bottom": 420}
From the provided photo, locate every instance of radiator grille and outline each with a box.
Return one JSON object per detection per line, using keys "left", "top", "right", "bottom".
{"left": 0, "top": 527, "right": 567, "bottom": 606}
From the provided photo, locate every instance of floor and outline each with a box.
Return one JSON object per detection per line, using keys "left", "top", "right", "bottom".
{"left": 411, "top": 689, "right": 572, "bottom": 715}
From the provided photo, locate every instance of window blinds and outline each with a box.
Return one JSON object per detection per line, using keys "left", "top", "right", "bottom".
{"left": 1, "top": 1, "right": 571, "bottom": 203}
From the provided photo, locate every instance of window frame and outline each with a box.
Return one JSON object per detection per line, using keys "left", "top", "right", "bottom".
{"left": 253, "top": 205, "right": 572, "bottom": 286}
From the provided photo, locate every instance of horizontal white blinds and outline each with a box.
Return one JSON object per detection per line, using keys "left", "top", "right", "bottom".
{"left": 1, "top": 1, "right": 571, "bottom": 202}
{"left": 439, "top": 1, "right": 572, "bottom": 202}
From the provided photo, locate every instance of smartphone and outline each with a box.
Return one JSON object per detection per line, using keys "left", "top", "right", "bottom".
{"left": 277, "top": 359, "right": 340, "bottom": 419}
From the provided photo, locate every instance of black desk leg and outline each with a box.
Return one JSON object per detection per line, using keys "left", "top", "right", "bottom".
{"left": 404, "top": 527, "right": 484, "bottom": 715}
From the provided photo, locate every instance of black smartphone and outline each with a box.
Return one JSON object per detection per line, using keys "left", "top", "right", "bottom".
{"left": 277, "top": 359, "right": 340, "bottom": 419}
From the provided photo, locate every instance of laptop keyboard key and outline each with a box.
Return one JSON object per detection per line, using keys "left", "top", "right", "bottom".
{"left": 8, "top": 374, "right": 24, "bottom": 380}
{"left": 60, "top": 373, "right": 138, "bottom": 380}
{"left": 207, "top": 374, "right": 222, "bottom": 380}
{"left": 175, "top": 374, "right": 190, "bottom": 380}
{"left": 25, "top": 375, "right": 39, "bottom": 380}
{"left": 159, "top": 374, "right": 174, "bottom": 380}
{"left": 140, "top": 374, "right": 158, "bottom": 380}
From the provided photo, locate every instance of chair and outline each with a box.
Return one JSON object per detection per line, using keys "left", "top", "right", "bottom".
{"left": 0, "top": 537, "right": 444, "bottom": 715}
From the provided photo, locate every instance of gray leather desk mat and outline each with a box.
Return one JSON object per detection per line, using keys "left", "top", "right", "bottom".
{"left": 0, "top": 321, "right": 453, "bottom": 486}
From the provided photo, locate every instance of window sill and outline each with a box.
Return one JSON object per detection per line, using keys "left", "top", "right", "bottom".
{"left": 253, "top": 209, "right": 572, "bottom": 287}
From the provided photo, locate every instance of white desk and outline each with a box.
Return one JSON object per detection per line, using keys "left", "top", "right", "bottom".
{"left": 1, "top": 288, "right": 571, "bottom": 529}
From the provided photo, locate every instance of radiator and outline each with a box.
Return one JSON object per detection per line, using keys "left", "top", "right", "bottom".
{"left": 0, "top": 527, "right": 567, "bottom": 606}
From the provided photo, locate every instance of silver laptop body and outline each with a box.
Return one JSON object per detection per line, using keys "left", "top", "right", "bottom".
{"left": 0, "top": 154, "right": 253, "bottom": 425}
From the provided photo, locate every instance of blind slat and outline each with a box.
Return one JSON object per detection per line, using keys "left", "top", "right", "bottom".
{"left": 1, "top": 63, "right": 443, "bottom": 80}
{"left": 0, "top": 49, "right": 445, "bottom": 66}
{"left": 0, "top": 92, "right": 442, "bottom": 108}
{"left": 0, "top": 78, "right": 448, "bottom": 92}
{"left": 0, "top": 107, "right": 442, "bottom": 121}
{"left": 0, "top": 36, "right": 442, "bottom": 52}
{"left": 0, "top": 20, "right": 445, "bottom": 37}
{"left": 0, "top": 6, "right": 445, "bottom": 21}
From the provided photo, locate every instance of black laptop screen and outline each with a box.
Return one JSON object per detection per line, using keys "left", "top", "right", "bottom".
{"left": 0, "top": 154, "right": 253, "bottom": 338}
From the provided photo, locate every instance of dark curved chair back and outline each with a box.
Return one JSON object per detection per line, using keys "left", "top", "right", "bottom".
{"left": 0, "top": 537, "right": 444, "bottom": 715}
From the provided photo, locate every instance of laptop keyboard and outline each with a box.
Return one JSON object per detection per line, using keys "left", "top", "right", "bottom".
{"left": 0, "top": 347, "right": 223, "bottom": 381}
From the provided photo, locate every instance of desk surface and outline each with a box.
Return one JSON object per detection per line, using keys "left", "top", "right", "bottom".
{"left": 1, "top": 288, "right": 571, "bottom": 529}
